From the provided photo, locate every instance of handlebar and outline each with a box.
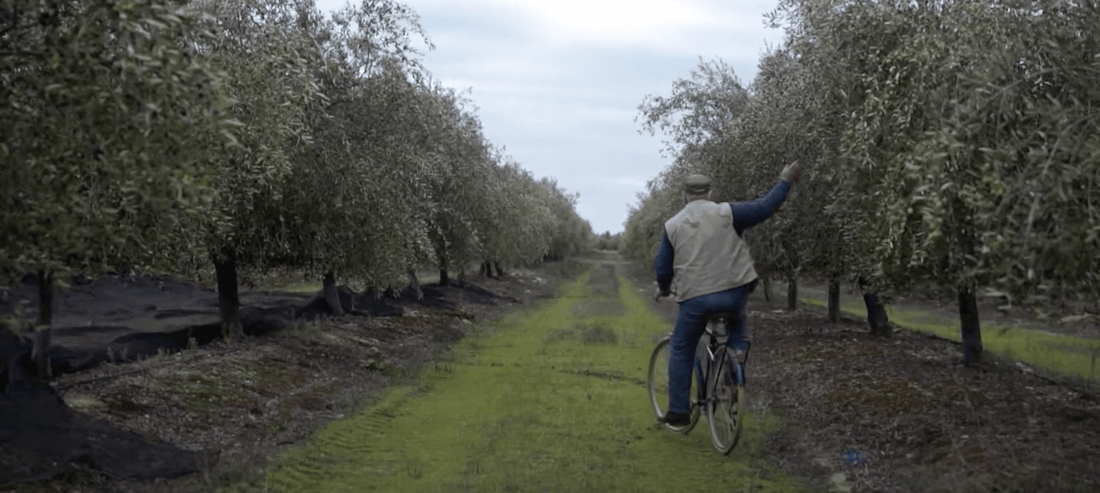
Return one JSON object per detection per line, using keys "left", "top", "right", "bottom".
{"left": 653, "top": 288, "right": 676, "bottom": 302}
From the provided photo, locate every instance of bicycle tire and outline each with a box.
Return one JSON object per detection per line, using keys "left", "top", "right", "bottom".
{"left": 706, "top": 348, "right": 744, "bottom": 454}
{"left": 647, "top": 336, "right": 700, "bottom": 434}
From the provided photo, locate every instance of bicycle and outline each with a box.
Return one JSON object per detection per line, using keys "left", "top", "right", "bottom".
{"left": 647, "top": 313, "right": 746, "bottom": 454}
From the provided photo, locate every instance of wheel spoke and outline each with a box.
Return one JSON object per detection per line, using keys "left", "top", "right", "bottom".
{"left": 707, "top": 352, "right": 744, "bottom": 454}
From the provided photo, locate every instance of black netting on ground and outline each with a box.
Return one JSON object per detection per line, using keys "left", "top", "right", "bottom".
{"left": 1, "top": 328, "right": 207, "bottom": 484}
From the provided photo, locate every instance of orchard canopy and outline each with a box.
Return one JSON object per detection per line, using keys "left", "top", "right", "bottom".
{"left": 1, "top": 0, "right": 593, "bottom": 336}
{"left": 624, "top": 0, "right": 1100, "bottom": 363}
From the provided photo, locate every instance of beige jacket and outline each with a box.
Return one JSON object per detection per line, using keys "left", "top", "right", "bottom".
{"left": 664, "top": 200, "right": 758, "bottom": 302}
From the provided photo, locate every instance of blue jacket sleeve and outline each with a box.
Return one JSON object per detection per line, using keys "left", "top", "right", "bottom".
{"left": 731, "top": 181, "right": 792, "bottom": 235}
{"left": 654, "top": 233, "right": 674, "bottom": 293}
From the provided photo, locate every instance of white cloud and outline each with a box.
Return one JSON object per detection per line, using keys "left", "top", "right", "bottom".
{"left": 523, "top": 0, "right": 770, "bottom": 53}
{"left": 395, "top": 0, "right": 774, "bottom": 53}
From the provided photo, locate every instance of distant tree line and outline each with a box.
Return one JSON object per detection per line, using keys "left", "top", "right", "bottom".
{"left": 594, "top": 231, "right": 622, "bottom": 252}
{"left": 624, "top": 0, "right": 1100, "bottom": 364}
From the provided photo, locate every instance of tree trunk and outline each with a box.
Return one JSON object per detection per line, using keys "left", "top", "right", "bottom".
{"left": 35, "top": 270, "right": 52, "bottom": 327}
{"left": 439, "top": 253, "right": 450, "bottom": 286}
{"left": 31, "top": 328, "right": 51, "bottom": 381}
{"left": 761, "top": 276, "right": 773, "bottom": 302}
{"left": 864, "top": 292, "right": 891, "bottom": 336}
{"left": 213, "top": 247, "right": 244, "bottom": 341}
{"left": 787, "top": 276, "right": 798, "bottom": 310}
{"left": 858, "top": 278, "right": 891, "bottom": 336}
{"left": 31, "top": 271, "right": 55, "bottom": 381}
{"left": 827, "top": 278, "right": 841, "bottom": 323}
{"left": 494, "top": 261, "right": 505, "bottom": 277}
{"left": 406, "top": 268, "right": 424, "bottom": 300}
{"left": 322, "top": 270, "right": 345, "bottom": 316}
{"left": 958, "top": 286, "right": 983, "bottom": 365}
{"left": 480, "top": 261, "right": 491, "bottom": 278}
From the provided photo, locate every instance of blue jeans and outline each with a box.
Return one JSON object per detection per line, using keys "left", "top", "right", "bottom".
{"left": 668, "top": 284, "right": 752, "bottom": 414}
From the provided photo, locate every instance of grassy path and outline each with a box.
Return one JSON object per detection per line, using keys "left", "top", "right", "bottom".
{"left": 236, "top": 262, "right": 805, "bottom": 492}
{"left": 798, "top": 286, "right": 1100, "bottom": 386}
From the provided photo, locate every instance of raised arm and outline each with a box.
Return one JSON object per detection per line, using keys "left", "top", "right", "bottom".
{"left": 730, "top": 181, "right": 791, "bottom": 235}
{"left": 730, "top": 159, "right": 802, "bottom": 235}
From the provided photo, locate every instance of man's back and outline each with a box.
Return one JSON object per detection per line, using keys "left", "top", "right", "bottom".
{"left": 664, "top": 200, "right": 757, "bottom": 302}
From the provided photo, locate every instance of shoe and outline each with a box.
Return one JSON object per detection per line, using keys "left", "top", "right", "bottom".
{"left": 659, "top": 411, "right": 691, "bottom": 426}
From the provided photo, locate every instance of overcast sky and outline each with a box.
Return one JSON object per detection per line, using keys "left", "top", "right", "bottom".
{"left": 316, "top": 0, "right": 783, "bottom": 234}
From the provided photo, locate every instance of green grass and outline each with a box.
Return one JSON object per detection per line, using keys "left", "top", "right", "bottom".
{"left": 801, "top": 295, "right": 1100, "bottom": 386}
{"left": 275, "top": 282, "right": 322, "bottom": 294}
{"left": 232, "top": 267, "right": 805, "bottom": 492}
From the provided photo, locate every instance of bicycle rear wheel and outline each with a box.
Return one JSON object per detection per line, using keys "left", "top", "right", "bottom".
{"left": 647, "top": 337, "right": 700, "bottom": 434}
{"left": 706, "top": 348, "right": 745, "bottom": 454}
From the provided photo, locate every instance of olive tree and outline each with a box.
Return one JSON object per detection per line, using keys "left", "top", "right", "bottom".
{"left": 479, "top": 156, "right": 559, "bottom": 276}
{"left": 419, "top": 87, "right": 497, "bottom": 285}
{"left": 540, "top": 178, "right": 594, "bottom": 260}
{"left": 940, "top": 1, "right": 1100, "bottom": 310}
{"left": 189, "top": 0, "right": 327, "bottom": 338}
{"left": 0, "top": 0, "right": 233, "bottom": 327}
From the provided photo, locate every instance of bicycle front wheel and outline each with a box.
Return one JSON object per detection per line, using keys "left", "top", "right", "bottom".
{"left": 647, "top": 336, "right": 700, "bottom": 434}
{"left": 706, "top": 348, "right": 745, "bottom": 454}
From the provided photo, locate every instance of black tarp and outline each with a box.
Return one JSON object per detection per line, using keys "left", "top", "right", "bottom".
{"left": 0, "top": 327, "right": 208, "bottom": 484}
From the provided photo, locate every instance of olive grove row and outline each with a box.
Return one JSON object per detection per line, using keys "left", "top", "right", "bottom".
{"left": 1, "top": 0, "right": 593, "bottom": 338}
{"left": 624, "top": 0, "right": 1100, "bottom": 363}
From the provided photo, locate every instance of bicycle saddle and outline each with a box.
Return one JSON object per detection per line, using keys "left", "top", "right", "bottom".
{"left": 704, "top": 313, "right": 738, "bottom": 336}
{"left": 706, "top": 313, "right": 738, "bottom": 323}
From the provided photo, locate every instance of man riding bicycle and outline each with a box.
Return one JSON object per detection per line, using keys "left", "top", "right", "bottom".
{"left": 654, "top": 159, "right": 803, "bottom": 426}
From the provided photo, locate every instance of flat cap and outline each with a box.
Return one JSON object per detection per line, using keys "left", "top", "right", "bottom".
{"left": 683, "top": 174, "right": 712, "bottom": 195}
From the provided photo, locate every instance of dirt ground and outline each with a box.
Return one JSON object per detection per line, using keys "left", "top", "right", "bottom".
{"left": 751, "top": 311, "right": 1100, "bottom": 492}
{"left": 629, "top": 264, "right": 1100, "bottom": 493}
{"left": 7, "top": 257, "right": 1100, "bottom": 492}
{"left": 3, "top": 262, "right": 581, "bottom": 493}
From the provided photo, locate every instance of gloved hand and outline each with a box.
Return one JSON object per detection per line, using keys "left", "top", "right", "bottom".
{"left": 780, "top": 158, "right": 803, "bottom": 184}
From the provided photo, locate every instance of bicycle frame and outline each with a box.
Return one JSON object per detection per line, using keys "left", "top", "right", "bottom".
{"left": 693, "top": 316, "right": 732, "bottom": 407}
